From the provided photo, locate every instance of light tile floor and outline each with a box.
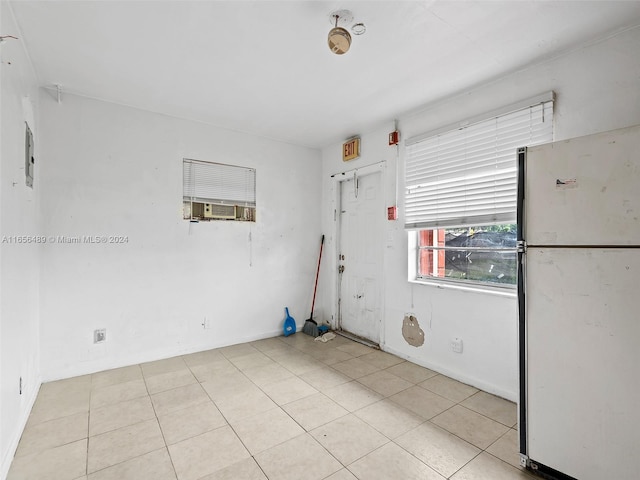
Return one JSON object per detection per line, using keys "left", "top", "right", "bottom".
{"left": 8, "top": 334, "right": 536, "bottom": 480}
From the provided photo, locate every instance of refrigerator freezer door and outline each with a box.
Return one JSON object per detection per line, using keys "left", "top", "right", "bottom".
{"left": 525, "top": 124, "right": 640, "bottom": 246}
{"left": 526, "top": 248, "right": 640, "bottom": 480}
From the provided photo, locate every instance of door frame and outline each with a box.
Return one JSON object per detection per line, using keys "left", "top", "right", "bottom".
{"left": 329, "top": 161, "right": 387, "bottom": 346}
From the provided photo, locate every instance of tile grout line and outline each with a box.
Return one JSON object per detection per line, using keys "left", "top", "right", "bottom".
{"left": 411, "top": 396, "right": 520, "bottom": 479}
{"left": 192, "top": 350, "right": 333, "bottom": 480}
{"left": 438, "top": 401, "right": 516, "bottom": 430}
{"left": 198, "top": 339, "right": 379, "bottom": 477}
{"left": 140, "top": 362, "right": 180, "bottom": 480}
{"left": 188, "top": 352, "right": 278, "bottom": 478}
{"left": 264, "top": 339, "right": 396, "bottom": 473}
{"left": 24, "top": 336, "right": 522, "bottom": 480}
{"left": 84, "top": 364, "right": 170, "bottom": 478}
{"left": 382, "top": 438, "right": 450, "bottom": 479}
{"left": 370, "top": 380, "right": 513, "bottom": 479}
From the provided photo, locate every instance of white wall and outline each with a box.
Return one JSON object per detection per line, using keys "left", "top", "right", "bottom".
{"left": 0, "top": 2, "right": 42, "bottom": 477}
{"left": 38, "top": 93, "right": 321, "bottom": 381}
{"left": 320, "top": 26, "right": 640, "bottom": 402}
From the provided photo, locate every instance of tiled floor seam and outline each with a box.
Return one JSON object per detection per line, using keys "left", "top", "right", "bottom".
{"left": 85, "top": 446, "right": 171, "bottom": 479}
{"left": 354, "top": 378, "right": 414, "bottom": 398}
{"left": 386, "top": 385, "right": 454, "bottom": 420}
{"left": 450, "top": 402, "right": 515, "bottom": 429}
{"left": 149, "top": 392, "right": 180, "bottom": 479}
{"left": 413, "top": 416, "right": 523, "bottom": 479}
{"left": 253, "top": 460, "right": 269, "bottom": 480}
{"left": 417, "top": 425, "right": 523, "bottom": 479}
{"left": 14, "top": 337, "right": 522, "bottom": 480}
{"left": 193, "top": 369, "right": 267, "bottom": 472}
{"left": 420, "top": 402, "right": 505, "bottom": 451}
{"left": 340, "top": 437, "right": 393, "bottom": 468}
{"left": 316, "top": 430, "right": 374, "bottom": 470}
{"left": 139, "top": 366, "right": 180, "bottom": 480}
{"left": 444, "top": 449, "right": 484, "bottom": 479}
{"left": 217, "top": 364, "right": 330, "bottom": 457}
{"left": 387, "top": 436, "right": 482, "bottom": 479}
{"left": 417, "top": 385, "right": 477, "bottom": 404}
{"left": 245, "top": 340, "right": 369, "bottom": 473}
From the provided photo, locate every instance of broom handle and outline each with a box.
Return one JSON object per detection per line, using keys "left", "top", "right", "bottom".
{"left": 310, "top": 235, "right": 325, "bottom": 318}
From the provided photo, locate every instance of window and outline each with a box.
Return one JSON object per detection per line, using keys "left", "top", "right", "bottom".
{"left": 405, "top": 93, "right": 554, "bottom": 287}
{"left": 418, "top": 224, "right": 516, "bottom": 285}
{"left": 183, "top": 159, "right": 256, "bottom": 222}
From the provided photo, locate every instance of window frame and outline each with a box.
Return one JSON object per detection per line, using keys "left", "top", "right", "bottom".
{"left": 413, "top": 224, "right": 518, "bottom": 291}
{"left": 405, "top": 92, "right": 554, "bottom": 291}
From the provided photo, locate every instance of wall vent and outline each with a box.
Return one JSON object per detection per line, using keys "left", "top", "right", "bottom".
{"left": 204, "top": 203, "right": 236, "bottom": 219}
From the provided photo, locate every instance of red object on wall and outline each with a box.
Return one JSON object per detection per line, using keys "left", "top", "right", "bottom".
{"left": 387, "top": 206, "right": 397, "bottom": 221}
{"left": 389, "top": 131, "right": 399, "bottom": 145}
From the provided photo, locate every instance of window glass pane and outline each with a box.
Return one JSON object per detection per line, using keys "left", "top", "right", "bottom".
{"left": 418, "top": 224, "right": 516, "bottom": 285}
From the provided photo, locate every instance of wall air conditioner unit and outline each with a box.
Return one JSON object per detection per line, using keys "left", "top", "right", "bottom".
{"left": 203, "top": 203, "right": 236, "bottom": 219}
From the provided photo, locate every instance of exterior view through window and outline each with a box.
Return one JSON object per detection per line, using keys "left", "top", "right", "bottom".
{"left": 417, "top": 224, "right": 516, "bottom": 285}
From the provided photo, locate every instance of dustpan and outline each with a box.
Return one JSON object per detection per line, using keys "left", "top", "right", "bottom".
{"left": 283, "top": 307, "right": 296, "bottom": 337}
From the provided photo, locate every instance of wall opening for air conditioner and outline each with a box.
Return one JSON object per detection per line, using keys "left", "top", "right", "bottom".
{"left": 182, "top": 158, "right": 256, "bottom": 222}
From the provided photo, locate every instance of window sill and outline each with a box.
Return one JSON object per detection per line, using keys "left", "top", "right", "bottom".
{"left": 408, "top": 278, "right": 517, "bottom": 298}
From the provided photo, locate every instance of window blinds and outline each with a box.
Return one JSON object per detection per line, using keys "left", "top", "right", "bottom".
{"left": 183, "top": 159, "right": 256, "bottom": 206}
{"left": 405, "top": 98, "right": 553, "bottom": 230}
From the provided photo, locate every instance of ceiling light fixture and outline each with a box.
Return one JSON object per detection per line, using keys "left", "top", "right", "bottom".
{"left": 328, "top": 10, "right": 354, "bottom": 55}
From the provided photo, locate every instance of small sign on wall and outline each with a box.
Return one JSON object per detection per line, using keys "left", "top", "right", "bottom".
{"left": 343, "top": 137, "right": 360, "bottom": 162}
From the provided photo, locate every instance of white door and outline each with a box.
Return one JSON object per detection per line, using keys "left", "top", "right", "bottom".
{"left": 338, "top": 171, "right": 384, "bottom": 344}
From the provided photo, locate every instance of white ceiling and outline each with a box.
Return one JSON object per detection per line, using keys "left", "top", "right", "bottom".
{"left": 8, "top": 1, "right": 640, "bottom": 149}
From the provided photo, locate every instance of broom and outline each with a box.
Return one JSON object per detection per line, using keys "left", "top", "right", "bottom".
{"left": 303, "top": 235, "right": 324, "bottom": 337}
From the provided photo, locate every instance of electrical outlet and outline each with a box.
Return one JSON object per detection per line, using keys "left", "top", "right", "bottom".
{"left": 202, "top": 317, "right": 210, "bottom": 329}
{"left": 451, "top": 337, "right": 463, "bottom": 353}
{"left": 94, "top": 329, "right": 106, "bottom": 344}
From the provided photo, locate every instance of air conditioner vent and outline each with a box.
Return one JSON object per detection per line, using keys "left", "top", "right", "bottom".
{"left": 204, "top": 203, "right": 236, "bottom": 219}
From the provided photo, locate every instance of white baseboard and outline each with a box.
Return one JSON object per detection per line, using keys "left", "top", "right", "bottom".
{"left": 382, "top": 345, "right": 517, "bottom": 403}
{"left": 41, "top": 329, "right": 286, "bottom": 383}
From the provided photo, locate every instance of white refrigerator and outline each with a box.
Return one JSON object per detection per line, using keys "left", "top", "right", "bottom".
{"left": 518, "top": 124, "right": 640, "bottom": 480}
